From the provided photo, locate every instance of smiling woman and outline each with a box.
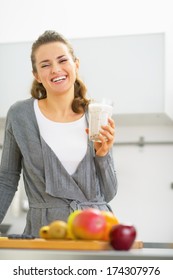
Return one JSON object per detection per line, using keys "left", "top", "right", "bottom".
{"left": 30, "top": 31, "right": 87, "bottom": 116}
{"left": 0, "top": 30, "right": 117, "bottom": 237}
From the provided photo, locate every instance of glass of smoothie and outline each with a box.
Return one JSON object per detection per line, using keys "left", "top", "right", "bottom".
{"left": 88, "top": 99, "right": 113, "bottom": 142}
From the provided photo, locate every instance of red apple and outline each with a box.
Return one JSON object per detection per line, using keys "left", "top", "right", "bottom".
{"left": 110, "top": 224, "right": 137, "bottom": 250}
{"left": 71, "top": 208, "right": 106, "bottom": 240}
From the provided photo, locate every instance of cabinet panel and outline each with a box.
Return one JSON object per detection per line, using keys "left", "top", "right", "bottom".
{"left": 72, "top": 33, "right": 165, "bottom": 115}
{"left": 0, "top": 33, "right": 167, "bottom": 122}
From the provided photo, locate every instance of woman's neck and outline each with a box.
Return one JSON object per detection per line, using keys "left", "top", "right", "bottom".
{"left": 38, "top": 95, "right": 83, "bottom": 123}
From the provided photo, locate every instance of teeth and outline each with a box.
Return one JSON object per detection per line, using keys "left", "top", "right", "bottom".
{"left": 52, "top": 76, "right": 66, "bottom": 82}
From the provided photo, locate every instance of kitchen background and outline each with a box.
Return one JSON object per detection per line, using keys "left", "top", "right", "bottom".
{"left": 0, "top": 0, "right": 173, "bottom": 242}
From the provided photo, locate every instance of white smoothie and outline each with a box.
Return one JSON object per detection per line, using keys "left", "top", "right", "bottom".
{"left": 88, "top": 102, "right": 113, "bottom": 142}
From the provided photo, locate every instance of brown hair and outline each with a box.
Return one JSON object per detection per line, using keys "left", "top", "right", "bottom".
{"left": 30, "top": 30, "right": 89, "bottom": 113}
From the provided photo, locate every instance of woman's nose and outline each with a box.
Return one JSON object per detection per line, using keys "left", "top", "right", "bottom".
{"left": 51, "top": 62, "right": 61, "bottom": 74}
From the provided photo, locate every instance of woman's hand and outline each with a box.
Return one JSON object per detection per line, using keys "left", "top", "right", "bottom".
{"left": 86, "top": 118, "right": 115, "bottom": 157}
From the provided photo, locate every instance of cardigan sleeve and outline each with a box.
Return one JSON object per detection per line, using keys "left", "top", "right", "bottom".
{"left": 94, "top": 148, "right": 118, "bottom": 202}
{"left": 0, "top": 110, "right": 22, "bottom": 223}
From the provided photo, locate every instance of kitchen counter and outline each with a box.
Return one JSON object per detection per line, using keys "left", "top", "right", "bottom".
{"left": 1, "top": 239, "right": 173, "bottom": 260}
{"left": 0, "top": 247, "right": 173, "bottom": 260}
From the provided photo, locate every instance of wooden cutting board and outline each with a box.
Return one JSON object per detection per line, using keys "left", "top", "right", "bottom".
{"left": 0, "top": 238, "right": 143, "bottom": 250}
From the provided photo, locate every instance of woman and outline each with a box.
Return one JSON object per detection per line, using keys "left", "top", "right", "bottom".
{"left": 0, "top": 30, "right": 117, "bottom": 237}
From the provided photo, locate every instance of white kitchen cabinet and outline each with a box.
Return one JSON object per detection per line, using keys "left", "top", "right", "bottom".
{"left": 71, "top": 33, "right": 172, "bottom": 125}
{"left": 72, "top": 34, "right": 164, "bottom": 112}
{"left": 72, "top": 33, "right": 173, "bottom": 125}
{"left": 0, "top": 33, "right": 172, "bottom": 125}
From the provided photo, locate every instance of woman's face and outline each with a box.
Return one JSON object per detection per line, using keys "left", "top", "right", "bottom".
{"left": 33, "top": 42, "right": 79, "bottom": 96}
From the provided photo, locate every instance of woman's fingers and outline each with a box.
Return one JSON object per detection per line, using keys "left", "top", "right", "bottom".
{"left": 108, "top": 117, "right": 115, "bottom": 129}
{"left": 100, "top": 118, "right": 115, "bottom": 141}
{"left": 86, "top": 118, "right": 115, "bottom": 157}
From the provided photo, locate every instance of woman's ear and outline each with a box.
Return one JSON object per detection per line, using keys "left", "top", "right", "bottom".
{"left": 33, "top": 71, "right": 41, "bottom": 83}
{"left": 75, "top": 58, "right": 80, "bottom": 72}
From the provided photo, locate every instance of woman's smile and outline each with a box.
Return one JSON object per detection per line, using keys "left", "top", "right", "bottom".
{"left": 51, "top": 75, "right": 67, "bottom": 83}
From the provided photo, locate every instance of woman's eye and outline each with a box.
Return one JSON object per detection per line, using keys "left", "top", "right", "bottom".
{"left": 59, "top": 59, "right": 68, "bottom": 63}
{"left": 41, "top": 65, "right": 49, "bottom": 68}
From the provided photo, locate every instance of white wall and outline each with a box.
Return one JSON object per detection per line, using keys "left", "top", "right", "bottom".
{"left": 0, "top": 0, "right": 172, "bottom": 42}
{"left": 0, "top": 0, "right": 173, "bottom": 242}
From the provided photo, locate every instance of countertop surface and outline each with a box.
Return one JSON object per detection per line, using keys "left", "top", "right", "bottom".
{"left": 0, "top": 247, "right": 173, "bottom": 260}
{"left": 1, "top": 240, "right": 173, "bottom": 260}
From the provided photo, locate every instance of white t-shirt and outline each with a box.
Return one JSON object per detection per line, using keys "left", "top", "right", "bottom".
{"left": 34, "top": 99, "right": 88, "bottom": 175}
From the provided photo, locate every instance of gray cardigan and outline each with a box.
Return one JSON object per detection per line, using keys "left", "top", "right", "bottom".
{"left": 0, "top": 98, "right": 117, "bottom": 236}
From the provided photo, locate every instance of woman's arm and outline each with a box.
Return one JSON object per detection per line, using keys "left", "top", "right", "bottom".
{"left": 94, "top": 149, "right": 118, "bottom": 202}
{"left": 86, "top": 117, "right": 117, "bottom": 202}
{"left": 0, "top": 113, "right": 22, "bottom": 223}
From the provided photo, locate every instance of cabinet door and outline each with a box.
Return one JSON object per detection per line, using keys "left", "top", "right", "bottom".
{"left": 71, "top": 33, "right": 164, "bottom": 114}
{"left": 0, "top": 34, "right": 164, "bottom": 117}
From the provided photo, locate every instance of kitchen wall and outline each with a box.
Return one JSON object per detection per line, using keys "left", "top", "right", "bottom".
{"left": 0, "top": 0, "right": 173, "bottom": 242}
